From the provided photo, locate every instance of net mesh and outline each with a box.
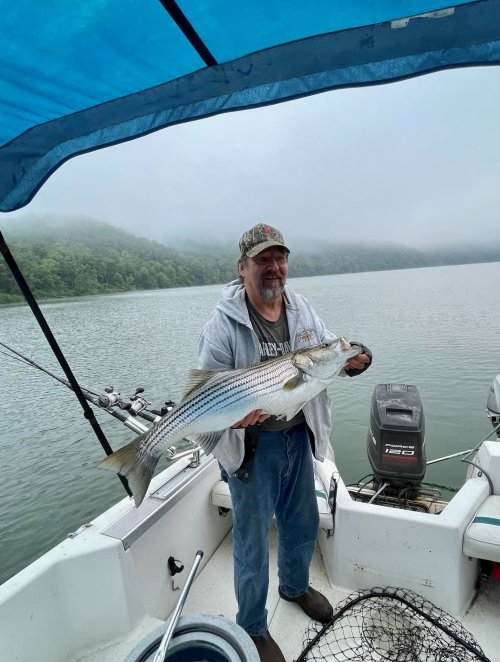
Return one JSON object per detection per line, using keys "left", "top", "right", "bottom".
{"left": 297, "top": 587, "right": 491, "bottom": 662}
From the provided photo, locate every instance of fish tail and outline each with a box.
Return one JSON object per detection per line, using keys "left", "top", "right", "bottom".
{"left": 99, "top": 438, "right": 158, "bottom": 507}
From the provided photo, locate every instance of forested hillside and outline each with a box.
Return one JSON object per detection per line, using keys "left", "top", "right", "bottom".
{"left": 0, "top": 217, "right": 236, "bottom": 303}
{"left": 1, "top": 216, "right": 499, "bottom": 303}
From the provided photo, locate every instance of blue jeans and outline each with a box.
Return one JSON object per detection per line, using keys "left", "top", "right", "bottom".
{"left": 227, "top": 422, "right": 319, "bottom": 636}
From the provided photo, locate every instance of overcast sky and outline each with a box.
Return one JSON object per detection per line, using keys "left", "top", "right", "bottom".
{"left": 4, "top": 65, "right": 500, "bottom": 250}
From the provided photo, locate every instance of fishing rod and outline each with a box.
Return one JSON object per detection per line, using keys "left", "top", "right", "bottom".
{"left": 0, "top": 340, "right": 163, "bottom": 434}
{"left": 2, "top": 340, "right": 202, "bottom": 473}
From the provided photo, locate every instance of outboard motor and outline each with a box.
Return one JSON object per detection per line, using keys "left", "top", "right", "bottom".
{"left": 487, "top": 374, "right": 500, "bottom": 439}
{"left": 367, "top": 384, "right": 426, "bottom": 490}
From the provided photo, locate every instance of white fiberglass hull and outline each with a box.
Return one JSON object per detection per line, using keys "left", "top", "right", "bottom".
{"left": 1, "top": 443, "right": 499, "bottom": 661}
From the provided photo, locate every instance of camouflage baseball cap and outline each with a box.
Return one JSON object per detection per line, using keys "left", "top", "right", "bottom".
{"left": 239, "top": 224, "right": 290, "bottom": 258}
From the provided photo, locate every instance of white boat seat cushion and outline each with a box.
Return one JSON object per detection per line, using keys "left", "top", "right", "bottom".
{"left": 211, "top": 475, "right": 334, "bottom": 531}
{"left": 463, "top": 495, "right": 500, "bottom": 562}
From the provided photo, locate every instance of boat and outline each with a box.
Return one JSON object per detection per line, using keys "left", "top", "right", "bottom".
{"left": 0, "top": 371, "right": 499, "bottom": 661}
{"left": 1, "top": 2, "right": 500, "bottom": 660}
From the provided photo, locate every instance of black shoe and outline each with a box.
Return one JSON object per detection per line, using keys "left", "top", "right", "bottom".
{"left": 250, "top": 630, "right": 286, "bottom": 662}
{"left": 278, "top": 586, "right": 333, "bottom": 623}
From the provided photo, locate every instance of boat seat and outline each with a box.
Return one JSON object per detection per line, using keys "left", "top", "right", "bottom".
{"left": 463, "top": 495, "right": 500, "bottom": 562}
{"left": 211, "top": 470, "right": 334, "bottom": 532}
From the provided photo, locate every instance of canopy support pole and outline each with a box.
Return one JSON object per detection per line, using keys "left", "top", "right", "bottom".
{"left": 0, "top": 230, "right": 132, "bottom": 498}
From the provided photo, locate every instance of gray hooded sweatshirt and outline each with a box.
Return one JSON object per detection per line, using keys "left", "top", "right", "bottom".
{"left": 197, "top": 280, "right": 337, "bottom": 474}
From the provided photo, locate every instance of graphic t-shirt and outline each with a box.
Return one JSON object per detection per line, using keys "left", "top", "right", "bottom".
{"left": 247, "top": 298, "right": 305, "bottom": 431}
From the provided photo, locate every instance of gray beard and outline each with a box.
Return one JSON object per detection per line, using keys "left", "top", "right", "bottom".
{"left": 260, "top": 284, "right": 284, "bottom": 300}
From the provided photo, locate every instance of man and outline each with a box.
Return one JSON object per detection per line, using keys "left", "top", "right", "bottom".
{"left": 197, "top": 224, "right": 371, "bottom": 661}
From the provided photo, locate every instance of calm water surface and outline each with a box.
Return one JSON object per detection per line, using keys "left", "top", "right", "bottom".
{"left": 1, "top": 262, "right": 499, "bottom": 584}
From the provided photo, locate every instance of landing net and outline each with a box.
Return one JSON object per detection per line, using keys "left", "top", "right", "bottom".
{"left": 296, "top": 587, "right": 491, "bottom": 662}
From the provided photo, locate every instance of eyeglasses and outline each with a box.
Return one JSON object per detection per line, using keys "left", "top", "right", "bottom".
{"left": 251, "top": 253, "right": 288, "bottom": 266}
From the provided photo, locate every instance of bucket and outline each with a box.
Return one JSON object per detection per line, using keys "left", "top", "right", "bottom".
{"left": 125, "top": 613, "right": 259, "bottom": 662}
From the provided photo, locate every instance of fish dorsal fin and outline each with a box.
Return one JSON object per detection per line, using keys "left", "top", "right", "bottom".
{"left": 181, "top": 369, "right": 217, "bottom": 400}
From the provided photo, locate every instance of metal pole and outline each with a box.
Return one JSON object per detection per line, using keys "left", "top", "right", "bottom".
{"left": 426, "top": 449, "right": 474, "bottom": 465}
{"left": 153, "top": 550, "right": 204, "bottom": 662}
{"left": 427, "top": 421, "right": 500, "bottom": 466}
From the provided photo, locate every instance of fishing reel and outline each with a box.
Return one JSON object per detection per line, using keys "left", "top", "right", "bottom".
{"left": 126, "top": 387, "right": 151, "bottom": 416}
{"left": 98, "top": 386, "right": 121, "bottom": 409}
{"left": 151, "top": 399, "right": 176, "bottom": 417}
{"left": 98, "top": 386, "right": 151, "bottom": 417}
{"left": 98, "top": 386, "right": 174, "bottom": 434}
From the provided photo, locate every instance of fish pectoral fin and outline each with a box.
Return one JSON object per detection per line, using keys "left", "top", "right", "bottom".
{"left": 283, "top": 372, "right": 306, "bottom": 390}
{"left": 181, "top": 368, "right": 217, "bottom": 400}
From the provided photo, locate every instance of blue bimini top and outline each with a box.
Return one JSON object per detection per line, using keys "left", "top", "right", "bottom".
{"left": 1, "top": 0, "right": 500, "bottom": 212}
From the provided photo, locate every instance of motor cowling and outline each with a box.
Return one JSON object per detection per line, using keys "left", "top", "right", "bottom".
{"left": 487, "top": 374, "right": 500, "bottom": 438}
{"left": 367, "top": 384, "right": 426, "bottom": 488}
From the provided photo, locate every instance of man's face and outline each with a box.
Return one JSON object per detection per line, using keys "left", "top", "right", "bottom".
{"left": 239, "top": 247, "right": 288, "bottom": 301}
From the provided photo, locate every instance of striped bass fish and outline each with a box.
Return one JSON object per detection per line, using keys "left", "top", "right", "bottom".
{"left": 100, "top": 338, "right": 360, "bottom": 506}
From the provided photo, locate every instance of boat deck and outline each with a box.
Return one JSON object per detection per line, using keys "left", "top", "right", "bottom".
{"left": 462, "top": 574, "right": 500, "bottom": 662}
{"left": 77, "top": 524, "right": 348, "bottom": 662}
{"left": 62, "top": 521, "right": 500, "bottom": 662}
{"left": 184, "top": 526, "right": 500, "bottom": 662}
{"left": 184, "top": 526, "right": 351, "bottom": 662}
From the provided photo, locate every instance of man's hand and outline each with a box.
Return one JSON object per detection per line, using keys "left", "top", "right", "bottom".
{"left": 231, "top": 410, "right": 271, "bottom": 428}
{"left": 345, "top": 353, "right": 371, "bottom": 371}
{"left": 344, "top": 341, "right": 372, "bottom": 376}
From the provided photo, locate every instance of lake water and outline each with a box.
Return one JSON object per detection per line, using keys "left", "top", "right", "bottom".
{"left": 1, "top": 262, "right": 499, "bottom": 585}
